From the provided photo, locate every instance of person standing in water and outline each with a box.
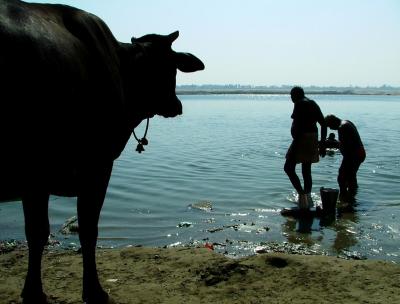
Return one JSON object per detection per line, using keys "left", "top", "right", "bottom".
{"left": 325, "top": 114, "right": 366, "bottom": 197}
{"left": 284, "top": 87, "right": 327, "bottom": 209}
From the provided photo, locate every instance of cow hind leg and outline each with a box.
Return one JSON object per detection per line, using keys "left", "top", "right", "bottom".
{"left": 21, "top": 191, "right": 50, "bottom": 304}
{"left": 77, "top": 162, "right": 113, "bottom": 303}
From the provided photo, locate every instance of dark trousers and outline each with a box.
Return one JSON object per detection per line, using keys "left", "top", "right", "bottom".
{"left": 338, "top": 154, "right": 365, "bottom": 193}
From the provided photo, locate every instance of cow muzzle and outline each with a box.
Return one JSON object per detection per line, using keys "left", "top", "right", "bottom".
{"left": 159, "top": 96, "right": 182, "bottom": 118}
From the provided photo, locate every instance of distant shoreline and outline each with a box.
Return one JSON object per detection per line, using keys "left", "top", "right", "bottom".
{"left": 176, "top": 90, "right": 400, "bottom": 96}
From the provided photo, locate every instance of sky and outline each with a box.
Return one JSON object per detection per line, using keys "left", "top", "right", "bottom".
{"left": 26, "top": 0, "right": 400, "bottom": 87}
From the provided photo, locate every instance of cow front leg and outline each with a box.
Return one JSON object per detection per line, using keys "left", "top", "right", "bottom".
{"left": 21, "top": 191, "right": 50, "bottom": 304}
{"left": 77, "top": 162, "right": 113, "bottom": 304}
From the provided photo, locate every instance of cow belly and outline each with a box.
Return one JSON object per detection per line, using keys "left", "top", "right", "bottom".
{"left": 0, "top": 160, "right": 22, "bottom": 202}
{"left": 0, "top": 154, "right": 79, "bottom": 202}
{"left": 0, "top": 120, "right": 81, "bottom": 202}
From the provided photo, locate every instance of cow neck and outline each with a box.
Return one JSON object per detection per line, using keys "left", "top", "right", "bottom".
{"left": 124, "top": 42, "right": 152, "bottom": 153}
{"left": 121, "top": 41, "right": 148, "bottom": 101}
{"left": 132, "top": 118, "right": 149, "bottom": 153}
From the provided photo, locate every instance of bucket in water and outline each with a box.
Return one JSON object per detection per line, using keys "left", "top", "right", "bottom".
{"left": 320, "top": 187, "right": 339, "bottom": 214}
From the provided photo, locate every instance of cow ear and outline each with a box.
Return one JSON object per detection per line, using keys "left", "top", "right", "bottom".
{"left": 175, "top": 52, "right": 205, "bottom": 72}
{"left": 167, "top": 31, "right": 179, "bottom": 43}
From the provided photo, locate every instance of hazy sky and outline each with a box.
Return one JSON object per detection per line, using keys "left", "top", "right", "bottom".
{"left": 26, "top": 0, "right": 400, "bottom": 86}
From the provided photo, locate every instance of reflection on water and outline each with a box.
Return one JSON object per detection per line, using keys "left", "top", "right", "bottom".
{"left": 334, "top": 210, "right": 359, "bottom": 255}
{"left": 282, "top": 195, "right": 362, "bottom": 258}
{"left": 0, "top": 94, "right": 399, "bottom": 262}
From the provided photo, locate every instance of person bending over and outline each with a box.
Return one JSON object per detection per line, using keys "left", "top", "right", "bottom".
{"left": 325, "top": 114, "right": 366, "bottom": 197}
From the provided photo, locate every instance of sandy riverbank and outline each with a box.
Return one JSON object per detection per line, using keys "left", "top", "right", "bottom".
{"left": 1, "top": 246, "right": 399, "bottom": 304}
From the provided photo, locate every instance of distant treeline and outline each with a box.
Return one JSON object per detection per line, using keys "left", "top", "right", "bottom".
{"left": 176, "top": 84, "right": 400, "bottom": 96}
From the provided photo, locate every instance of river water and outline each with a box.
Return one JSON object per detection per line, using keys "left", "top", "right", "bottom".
{"left": 1, "top": 94, "right": 399, "bottom": 262}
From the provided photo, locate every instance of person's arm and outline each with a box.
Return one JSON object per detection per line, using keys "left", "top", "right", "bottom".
{"left": 316, "top": 104, "right": 327, "bottom": 156}
{"left": 317, "top": 112, "right": 327, "bottom": 142}
{"left": 290, "top": 103, "right": 301, "bottom": 139}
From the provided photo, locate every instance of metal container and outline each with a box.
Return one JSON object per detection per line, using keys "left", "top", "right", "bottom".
{"left": 320, "top": 187, "right": 339, "bottom": 214}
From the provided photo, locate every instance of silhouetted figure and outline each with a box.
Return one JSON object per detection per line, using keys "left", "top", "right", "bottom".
{"left": 325, "top": 132, "right": 340, "bottom": 156}
{"left": 325, "top": 115, "right": 366, "bottom": 197}
{"left": 284, "top": 87, "right": 327, "bottom": 209}
{"left": 0, "top": 1, "right": 204, "bottom": 303}
{"left": 325, "top": 132, "right": 340, "bottom": 149}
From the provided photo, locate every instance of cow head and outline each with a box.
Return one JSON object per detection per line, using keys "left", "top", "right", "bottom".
{"left": 129, "top": 31, "right": 204, "bottom": 120}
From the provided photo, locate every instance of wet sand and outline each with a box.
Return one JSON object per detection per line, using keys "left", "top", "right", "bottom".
{"left": 1, "top": 246, "right": 399, "bottom": 304}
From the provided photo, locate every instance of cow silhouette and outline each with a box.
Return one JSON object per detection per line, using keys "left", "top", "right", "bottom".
{"left": 0, "top": 0, "right": 204, "bottom": 303}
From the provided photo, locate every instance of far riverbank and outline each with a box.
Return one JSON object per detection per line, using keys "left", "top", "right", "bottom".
{"left": 176, "top": 89, "right": 400, "bottom": 95}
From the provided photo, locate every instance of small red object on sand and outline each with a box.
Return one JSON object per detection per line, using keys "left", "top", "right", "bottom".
{"left": 204, "top": 243, "right": 214, "bottom": 250}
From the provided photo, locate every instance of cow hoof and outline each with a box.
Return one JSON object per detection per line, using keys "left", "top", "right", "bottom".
{"left": 83, "top": 289, "right": 109, "bottom": 304}
{"left": 21, "top": 290, "right": 48, "bottom": 304}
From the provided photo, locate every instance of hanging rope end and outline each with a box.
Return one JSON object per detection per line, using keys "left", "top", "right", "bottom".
{"left": 136, "top": 143, "right": 145, "bottom": 153}
{"left": 133, "top": 118, "right": 150, "bottom": 154}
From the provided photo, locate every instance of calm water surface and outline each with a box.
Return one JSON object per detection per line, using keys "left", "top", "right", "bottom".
{"left": 1, "top": 94, "right": 399, "bottom": 262}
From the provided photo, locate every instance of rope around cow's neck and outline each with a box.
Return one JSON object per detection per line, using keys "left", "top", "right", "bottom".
{"left": 132, "top": 118, "right": 149, "bottom": 153}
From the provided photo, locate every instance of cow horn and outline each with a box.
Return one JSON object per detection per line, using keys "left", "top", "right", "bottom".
{"left": 167, "top": 31, "right": 179, "bottom": 43}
